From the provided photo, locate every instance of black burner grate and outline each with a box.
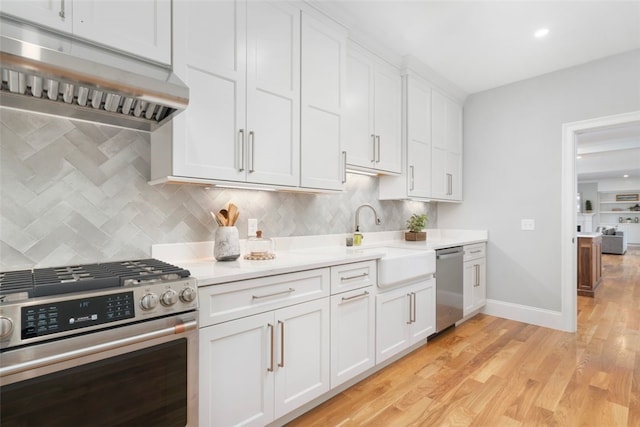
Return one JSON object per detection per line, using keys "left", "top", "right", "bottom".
{"left": 0, "top": 259, "right": 190, "bottom": 299}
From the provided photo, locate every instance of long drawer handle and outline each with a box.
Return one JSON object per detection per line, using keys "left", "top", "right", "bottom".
{"left": 340, "top": 272, "right": 369, "bottom": 282}
{"left": 371, "top": 134, "right": 376, "bottom": 162}
{"left": 278, "top": 320, "right": 285, "bottom": 368}
{"left": 267, "top": 323, "right": 274, "bottom": 372}
{"left": 0, "top": 320, "right": 197, "bottom": 377}
{"left": 470, "top": 249, "right": 482, "bottom": 254}
{"left": 252, "top": 288, "right": 295, "bottom": 300}
{"left": 340, "top": 291, "right": 369, "bottom": 304}
{"left": 406, "top": 293, "right": 413, "bottom": 324}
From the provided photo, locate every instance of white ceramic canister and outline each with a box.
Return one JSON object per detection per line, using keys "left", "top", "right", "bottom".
{"left": 214, "top": 226, "right": 240, "bottom": 261}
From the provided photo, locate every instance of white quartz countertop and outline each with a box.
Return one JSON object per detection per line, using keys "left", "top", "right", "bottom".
{"left": 577, "top": 232, "right": 603, "bottom": 238}
{"left": 152, "top": 229, "right": 488, "bottom": 286}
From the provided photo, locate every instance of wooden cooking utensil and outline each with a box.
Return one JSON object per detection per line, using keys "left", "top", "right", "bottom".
{"left": 227, "top": 204, "right": 238, "bottom": 226}
{"left": 211, "top": 211, "right": 223, "bottom": 226}
{"left": 216, "top": 211, "right": 228, "bottom": 226}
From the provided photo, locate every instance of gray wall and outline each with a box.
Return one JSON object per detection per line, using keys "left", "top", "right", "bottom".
{"left": 438, "top": 49, "right": 640, "bottom": 311}
{"left": 0, "top": 108, "right": 435, "bottom": 270}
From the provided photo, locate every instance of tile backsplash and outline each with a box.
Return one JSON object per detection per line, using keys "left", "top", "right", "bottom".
{"left": 0, "top": 109, "right": 436, "bottom": 270}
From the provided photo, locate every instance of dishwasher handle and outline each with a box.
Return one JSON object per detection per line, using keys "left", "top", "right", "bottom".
{"left": 436, "top": 247, "right": 463, "bottom": 259}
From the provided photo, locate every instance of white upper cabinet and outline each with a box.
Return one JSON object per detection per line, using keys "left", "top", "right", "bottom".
{"left": 165, "top": 0, "right": 300, "bottom": 187}
{"left": 72, "top": 1, "right": 171, "bottom": 64}
{"left": 300, "top": 12, "right": 347, "bottom": 191}
{"left": 379, "top": 75, "right": 432, "bottom": 200}
{"left": 1, "top": 0, "right": 73, "bottom": 33}
{"left": 1, "top": 0, "right": 170, "bottom": 64}
{"left": 431, "top": 89, "right": 463, "bottom": 201}
{"left": 344, "top": 46, "right": 402, "bottom": 175}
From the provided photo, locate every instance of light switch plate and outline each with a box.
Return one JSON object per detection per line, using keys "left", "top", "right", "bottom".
{"left": 521, "top": 219, "right": 535, "bottom": 231}
{"left": 248, "top": 218, "right": 258, "bottom": 237}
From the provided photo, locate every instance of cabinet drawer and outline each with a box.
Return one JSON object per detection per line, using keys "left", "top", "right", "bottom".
{"left": 199, "top": 268, "right": 330, "bottom": 327}
{"left": 330, "top": 261, "right": 377, "bottom": 294}
{"left": 463, "top": 243, "right": 486, "bottom": 262}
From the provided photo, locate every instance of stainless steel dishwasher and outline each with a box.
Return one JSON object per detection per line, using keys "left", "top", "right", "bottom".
{"left": 435, "top": 246, "right": 464, "bottom": 333}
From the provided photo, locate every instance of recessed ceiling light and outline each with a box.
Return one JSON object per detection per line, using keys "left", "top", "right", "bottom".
{"left": 534, "top": 28, "right": 549, "bottom": 38}
{"left": 576, "top": 155, "right": 582, "bottom": 159}
{"left": 623, "top": 174, "right": 629, "bottom": 178}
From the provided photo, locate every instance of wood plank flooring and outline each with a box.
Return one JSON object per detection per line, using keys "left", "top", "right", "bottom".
{"left": 288, "top": 246, "right": 640, "bottom": 426}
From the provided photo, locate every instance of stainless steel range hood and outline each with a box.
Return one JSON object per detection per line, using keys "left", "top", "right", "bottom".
{"left": 0, "top": 17, "right": 188, "bottom": 132}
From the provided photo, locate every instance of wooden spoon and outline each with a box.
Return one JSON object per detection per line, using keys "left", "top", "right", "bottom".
{"left": 211, "top": 211, "right": 223, "bottom": 226}
{"left": 216, "top": 211, "right": 228, "bottom": 226}
{"left": 227, "top": 204, "right": 238, "bottom": 226}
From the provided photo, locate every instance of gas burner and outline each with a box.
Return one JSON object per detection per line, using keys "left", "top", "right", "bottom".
{"left": 0, "top": 259, "right": 191, "bottom": 299}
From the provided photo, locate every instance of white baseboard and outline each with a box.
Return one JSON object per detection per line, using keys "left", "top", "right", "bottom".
{"left": 483, "top": 299, "right": 566, "bottom": 331}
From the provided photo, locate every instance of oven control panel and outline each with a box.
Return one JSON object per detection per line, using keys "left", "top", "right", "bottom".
{"left": 0, "top": 278, "right": 198, "bottom": 349}
{"left": 21, "top": 291, "right": 135, "bottom": 340}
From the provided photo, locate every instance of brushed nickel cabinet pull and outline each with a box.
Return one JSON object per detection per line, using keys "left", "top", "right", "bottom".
{"left": 249, "top": 131, "right": 255, "bottom": 173}
{"left": 267, "top": 323, "right": 274, "bottom": 372}
{"left": 411, "top": 292, "right": 416, "bottom": 323}
{"left": 342, "top": 151, "right": 347, "bottom": 184}
{"left": 410, "top": 165, "right": 415, "bottom": 191}
{"left": 340, "top": 272, "right": 368, "bottom": 282}
{"left": 238, "top": 129, "right": 245, "bottom": 171}
{"left": 406, "top": 293, "right": 413, "bottom": 324}
{"left": 376, "top": 135, "right": 381, "bottom": 163}
{"left": 447, "top": 173, "right": 453, "bottom": 195}
{"left": 59, "top": 0, "right": 65, "bottom": 18}
{"left": 340, "top": 291, "right": 369, "bottom": 304}
{"left": 278, "top": 320, "right": 285, "bottom": 368}
{"left": 252, "top": 288, "right": 295, "bottom": 300}
{"left": 371, "top": 134, "right": 376, "bottom": 162}
{"left": 470, "top": 249, "right": 482, "bottom": 254}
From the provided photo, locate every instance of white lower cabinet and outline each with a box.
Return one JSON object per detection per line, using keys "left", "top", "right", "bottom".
{"left": 463, "top": 243, "right": 487, "bottom": 317}
{"left": 199, "top": 298, "right": 330, "bottom": 426}
{"left": 375, "top": 278, "right": 435, "bottom": 364}
{"left": 330, "top": 287, "right": 375, "bottom": 387}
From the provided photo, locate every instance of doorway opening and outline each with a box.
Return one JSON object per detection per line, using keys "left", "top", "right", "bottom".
{"left": 560, "top": 110, "right": 640, "bottom": 332}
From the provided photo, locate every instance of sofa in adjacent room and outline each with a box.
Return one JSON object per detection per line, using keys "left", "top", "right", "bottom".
{"left": 599, "top": 228, "right": 627, "bottom": 255}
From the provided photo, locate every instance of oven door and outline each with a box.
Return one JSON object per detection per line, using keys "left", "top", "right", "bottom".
{"left": 0, "top": 312, "right": 198, "bottom": 427}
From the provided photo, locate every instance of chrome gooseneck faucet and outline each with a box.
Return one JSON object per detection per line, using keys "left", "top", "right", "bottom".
{"left": 355, "top": 204, "right": 382, "bottom": 231}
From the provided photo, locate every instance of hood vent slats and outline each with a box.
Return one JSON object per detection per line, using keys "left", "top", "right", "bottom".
{"left": 0, "top": 17, "right": 189, "bottom": 132}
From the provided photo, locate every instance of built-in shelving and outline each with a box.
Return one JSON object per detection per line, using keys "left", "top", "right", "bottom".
{"left": 598, "top": 190, "right": 640, "bottom": 244}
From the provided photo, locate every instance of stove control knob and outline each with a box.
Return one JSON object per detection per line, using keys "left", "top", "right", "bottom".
{"left": 0, "top": 316, "right": 14, "bottom": 339}
{"left": 161, "top": 289, "right": 178, "bottom": 306}
{"left": 140, "top": 293, "right": 159, "bottom": 310}
{"left": 180, "top": 287, "right": 196, "bottom": 303}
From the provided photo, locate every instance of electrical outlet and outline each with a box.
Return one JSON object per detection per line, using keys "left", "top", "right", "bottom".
{"left": 521, "top": 219, "right": 535, "bottom": 231}
{"left": 248, "top": 219, "right": 258, "bottom": 237}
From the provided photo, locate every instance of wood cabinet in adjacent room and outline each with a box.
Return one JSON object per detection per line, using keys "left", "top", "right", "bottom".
{"left": 577, "top": 235, "right": 602, "bottom": 297}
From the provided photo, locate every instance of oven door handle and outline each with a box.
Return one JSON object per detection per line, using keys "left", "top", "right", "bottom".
{"left": 0, "top": 320, "right": 197, "bottom": 378}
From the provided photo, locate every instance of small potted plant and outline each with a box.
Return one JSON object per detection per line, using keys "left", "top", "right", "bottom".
{"left": 405, "top": 213, "right": 428, "bottom": 241}
{"left": 585, "top": 200, "right": 593, "bottom": 212}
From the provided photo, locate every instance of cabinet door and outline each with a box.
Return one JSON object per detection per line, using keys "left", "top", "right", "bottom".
{"left": 172, "top": 0, "right": 247, "bottom": 181}
{"left": 330, "top": 287, "right": 375, "bottom": 387}
{"left": 376, "top": 288, "right": 411, "bottom": 364}
{"left": 447, "top": 151, "right": 462, "bottom": 200}
{"left": 373, "top": 64, "right": 402, "bottom": 173}
{"left": 199, "top": 312, "right": 275, "bottom": 427}
{"left": 343, "top": 50, "right": 375, "bottom": 169}
{"left": 464, "top": 259, "right": 486, "bottom": 316}
{"left": 245, "top": 1, "right": 300, "bottom": 186}
{"left": 407, "top": 77, "right": 432, "bottom": 198}
{"left": 410, "top": 279, "right": 436, "bottom": 342}
{"left": 431, "top": 146, "right": 448, "bottom": 199}
{"left": 1, "top": 0, "right": 72, "bottom": 33}
{"left": 474, "top": 258, "right": 487, "bottom": 310}
{"left": 300, "top": 12, "right": 346, "bottom": 191}
{"left": 73, "top": 0, "right": 171, "bottom": 64}
{"left": 274, "top": 298, "right": 330, "bottom": 418}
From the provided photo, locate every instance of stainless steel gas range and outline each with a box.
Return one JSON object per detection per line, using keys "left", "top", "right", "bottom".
{"left": 0, "top": 258, "right": 199, "bottom": 427}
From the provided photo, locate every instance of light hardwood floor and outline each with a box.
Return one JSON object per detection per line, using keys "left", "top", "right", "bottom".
{"left": 288, "top": 246, "right": 640, "bottom": 426}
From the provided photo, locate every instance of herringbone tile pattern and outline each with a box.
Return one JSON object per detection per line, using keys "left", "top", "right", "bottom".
{"left": 0, "top": 109, "right": 436, "bottom": 270}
